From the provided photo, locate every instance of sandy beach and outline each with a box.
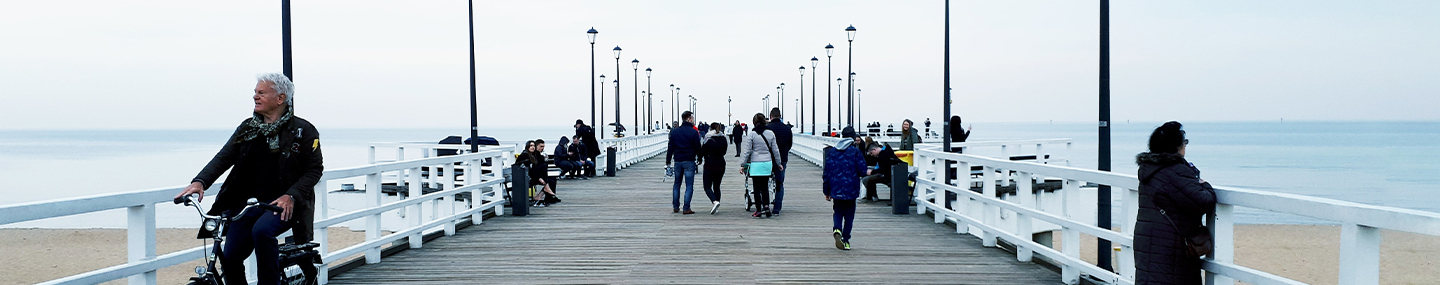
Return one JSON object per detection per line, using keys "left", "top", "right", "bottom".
{"left": 2, "top": 224, "right": 1435, "bottom": 284}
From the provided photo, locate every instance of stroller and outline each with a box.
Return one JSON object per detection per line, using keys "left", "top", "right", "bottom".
{"left": 742, "top": 172, "right": 776, "bottom": 212}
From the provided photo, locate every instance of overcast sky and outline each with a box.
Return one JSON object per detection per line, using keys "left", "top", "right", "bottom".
{"left": 2, "top": 0, "right": 1436, "bottom": 131}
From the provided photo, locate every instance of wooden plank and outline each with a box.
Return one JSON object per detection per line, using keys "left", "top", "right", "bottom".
{"left": 328, "top": 153, "right": 1063, "bottom": 284}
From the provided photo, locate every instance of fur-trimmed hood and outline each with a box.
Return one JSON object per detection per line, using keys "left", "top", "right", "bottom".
{"left": 1136, "top": 152, "right": 1186, "bottom": 183}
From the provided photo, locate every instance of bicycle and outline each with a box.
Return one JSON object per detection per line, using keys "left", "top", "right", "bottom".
{"left": 174, "top": 194, "right": 320, "bottom": 285}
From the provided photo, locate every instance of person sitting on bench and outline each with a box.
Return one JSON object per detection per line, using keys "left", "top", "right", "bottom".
{"left": 553, "top": 136, "right": 580, "bottom": 179}
{"left": 861, "top": 142, "right": 902, "bottom": 202}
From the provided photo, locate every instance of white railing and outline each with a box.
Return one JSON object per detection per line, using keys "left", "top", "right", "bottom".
{"left": 0, "top": 148, "right": 514, "bottom": 285}
{"left": 793, "top": 134, "right": 1440, "bottom": 285}
{"left": 597, "top": 133, "right": 668, "bottom": 173}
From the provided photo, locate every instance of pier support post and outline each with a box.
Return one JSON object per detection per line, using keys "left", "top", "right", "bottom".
{"left": 126, "top": 204, "right": 156, "bottom": 285}
{"left": 511, "top": 165, "right": 529, "bottom": 216}
{"left": 1339, "top": 223, "right": 1381, "bottom": 285}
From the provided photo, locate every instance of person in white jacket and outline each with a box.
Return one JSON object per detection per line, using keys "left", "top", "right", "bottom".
{"left": 740, "top": 113, "right": 784, "bottom": 218}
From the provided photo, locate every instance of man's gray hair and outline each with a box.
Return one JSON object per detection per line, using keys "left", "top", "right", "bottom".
{"left": 257, "top": 73, "right": 295, "bottom": 105}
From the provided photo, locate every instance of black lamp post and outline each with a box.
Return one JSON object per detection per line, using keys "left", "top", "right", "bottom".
{"left": 689, "top": 95, "right": 697, "bottom": 119}
{"left": 660, "top": 99, "right": 665, "bottom": 128}
{"left": 846, "top": 25, "right": 856, "bottom": 127}
{"left": 645, "top": 67, "right": 652, "bottom": 134}
{"left": 1098, "top": 0, "right": 1114, "bottom": 272}
{"left": 798, "top": 66, "right": 805, "bottom": 133}
{"left": 599, "top": 74, "right": 607, "bottom": 135}
{"left": 588, "top": 27, "right": 598, "bottom": 133}
{"left": 763, "top": 94, "right": 770, "bottom": 111}
{"left": 613, "top": 46, "right": 622, "bottom": 136}
{"left": 825, "top": 44, "right": 834, "bottom": 133}
{"left": 641, "top": 90, "right": 647, "bottom": 133}
{"left": 777, "top": 84, "right": 784, "bottom": 117}
{"left": 669, "top": 84, "right": 675, "bottom": 124}
{"left": 810, "top": 56, "right": 818, "bottom": 135}
{"left": 632, "top": 59, "right": 639, "bottom": 136}
{"left": 727, "top": 96, "right": 732, "bottom": 124}
{"left": 836, "top": 77, "right": 842, "bottom": 128}
{"left": 465, "top": 0, "right": 477, "bottom": 152}
{"left": 674, "top": 87, "right": 680, "bottom": 124}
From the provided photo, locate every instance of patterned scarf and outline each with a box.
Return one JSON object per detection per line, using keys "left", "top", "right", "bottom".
{"left": 234, "top": 106, "right": 293, "bottom": 151}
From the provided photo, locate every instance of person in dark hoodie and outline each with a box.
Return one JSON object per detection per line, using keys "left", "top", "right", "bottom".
{"left": 568, "top": 135, "right": 591, "bottom": 180}
{"left": 861, "top": 141, "right": 902, "bottom": 202}
{"left": 731, "top": 121, "right": 746, "bottom": 157}
{"left": 1134, "top": 121, "right": 1215, "bottom": 285}
{"left": 553, "top": 136, "right": 578, "bottom": 179}
{"left": 698, "top": 122, "right": 729, "bottom": 214}
{"left": 575, "top": 119, "right": 600, "bottom": 177}
{"left": 823, "top": 127, "right": 866, "bottom": 250}
{"left": 175, "top": 73, "right": 322, "bottom": 285}
{"left": 666, "top": 111, "right": 702, "bottom": 214}
{"left": 765, "top": 108, "right": 793, "bottom": 215}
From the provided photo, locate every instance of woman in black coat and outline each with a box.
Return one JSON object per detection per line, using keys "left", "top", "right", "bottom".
{"left": 698, "top": 122, "right": 729, "bottom": 214}
{"left": 1133, "top": 121, "right": 1216, "bottom": 285}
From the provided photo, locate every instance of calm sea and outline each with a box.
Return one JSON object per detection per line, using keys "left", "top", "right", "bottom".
{"left": 2, "top": 122, "right": 1437, "bottom": 227}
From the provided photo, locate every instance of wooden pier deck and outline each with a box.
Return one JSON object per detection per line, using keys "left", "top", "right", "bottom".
{"left": 328, "top": 152, "right": 1063, "bottom": 284}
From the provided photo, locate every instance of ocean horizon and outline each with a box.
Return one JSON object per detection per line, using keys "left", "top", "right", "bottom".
{"left": 2, "top": 121, "right": 1436, "bottom": 227}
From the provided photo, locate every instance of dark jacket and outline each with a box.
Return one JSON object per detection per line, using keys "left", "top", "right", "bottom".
{"left": 698, "top": 132, "right": 728, "bottom": 170}
{"left": 665, "top": 122, "right": 701, "bottom": 164}
{"left": 869, "top": 145, "right": 902, "bottom": 178}
{"left": 193, "top": 117, "right": 323, "bottom": 243}
{"left": 949, "top": 116, "right": 970, "bottom": 143}
{"left": 554, "top": 137, "right": 572, "bottom": 161}
{"left": 576, "top": 125, "right": 599, "bottom": 158}
{"left": 765, "top": 119, "right": 793, "bottom": 165}
{"left": 823, "top": 139, "right": 866, "bottom": 200}
{"left": 730, "top": 124, "right": 745, "bottom": 144}
{"left": 568, "top": 139, "right": 587, "bottom": 160}
{"left": 1133, "top": 152, "right": 1216, "bottom": 285}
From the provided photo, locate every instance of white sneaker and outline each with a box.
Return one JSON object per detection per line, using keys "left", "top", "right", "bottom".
{"left": 710, "top": 201, "right": 720, "bottom": 214}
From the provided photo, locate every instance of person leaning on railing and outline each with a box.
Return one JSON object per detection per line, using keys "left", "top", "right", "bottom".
{"left": 174, "top": 73, "right": 323, "bottom": 285}
{"left": 1134, "top": 121, "right": 1216, "bottom": 285}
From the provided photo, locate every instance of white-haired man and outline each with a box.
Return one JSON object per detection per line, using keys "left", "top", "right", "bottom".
{"left": 177, "top": 73, "right": 324, "bottom": 285}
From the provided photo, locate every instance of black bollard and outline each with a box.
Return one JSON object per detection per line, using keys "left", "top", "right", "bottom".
{"left": 891, "top": 162, "right": 910, "bottom": 215}
{"left": 605, "top": 147, "right": 617, "bottom": 177}
{"left": 511, "top": 164, "right": 529, "bottom": 216}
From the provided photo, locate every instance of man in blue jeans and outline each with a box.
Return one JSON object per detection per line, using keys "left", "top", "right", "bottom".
{"left": 666, "top": 111, "right": 702, "bottom": 214}
{"left": 765, "top": 108, "right": 793, "bottom": 215}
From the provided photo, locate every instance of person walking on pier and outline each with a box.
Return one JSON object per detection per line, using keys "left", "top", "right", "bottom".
{"left": 731, "top": 121, "right": 746, "bottom": 157}
{"left": 742, "top": 113, "right": 783, "bottom": 218}
{"left": 175, "top": 73, "right": 323, "bottom": 285}
{"left": 823, "top": 127, "right": 866, "bottom": 250}
{"left": 765, "top": 108, "right": 793, "bottom": 215}
{"left": 1134, "top": 121, "right": 1215, "bottom": 285}
{"left": 698, "top": 122, "right": 729, "bottom": 214}
{"left": 666, "top": 111, "right": 702, "bottom": 214}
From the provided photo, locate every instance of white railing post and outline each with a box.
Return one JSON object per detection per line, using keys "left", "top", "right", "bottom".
{"left": 126, "top": 204, "right": 156, "bottom": 285}
{"left": 468, "top": 158, "right": 483, "bottom": 224}
{"left": 1017, "top": 171, "right": 1034, "bottom": 262}
{"left": 1119, "top": 187, "right": 1138, "bottom": 279}
{"left": 364, "top": 173, "right": 382, "bottom": 264}
{"left": 443, "top": 162, "right": 456, "bottom": 236}
{"left": 367, "top": 145, "right": 376, "bottom": 164}
{"left": 315, "top": 180, "right": 330, "bottom": 285}
{"left": 1339, "top": 223, "right": 1381, "bottom": 285}
{"left": 1206, "top": 203, "right": 1236, "bottom": 285}
{"left": 956, "top": 160, "right": 971, "bottom": 235}
{"left": 981, "top": 165, "right": 998, "bottom": 247}
{"left": 407, "top": 166, "right": 423, "bottom": 249}
{"left": 1061, "top": 179, "right": 1080, "bottom": 284}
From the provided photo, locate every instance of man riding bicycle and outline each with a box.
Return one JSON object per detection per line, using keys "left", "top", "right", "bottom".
{"left": 176, "top": 73, "right": 323, "bottom": 285}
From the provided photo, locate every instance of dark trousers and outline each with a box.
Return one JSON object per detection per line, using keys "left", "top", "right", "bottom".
{"left": 586, "top": 155, "right": 599, "bottom": 176}
{"left": 221, "top": 209, "right": 293, "bottom": 285}
{"left": 772, "top": 161, "right": 786, "bottom": 212}
{"left": 751, "top": 175, "right": 771, "bottom": 211}
{"left": 862, "top": 173, "right": 890, "bottom": 199}
{"left": 555, "top": 160, "right": 577, "bottom": 177}
{"left": 733, "top": 139, "right": 742, "bottom": 157}
{"left": 832, "top": 199, "right": 856, "bottom": 241}
{"left": 702, "top": 163, "right": 725, "bottom": 202}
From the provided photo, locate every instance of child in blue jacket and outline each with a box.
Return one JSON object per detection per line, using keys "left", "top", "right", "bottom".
{"left": 822, "top": 127, "right": 867, "bottom": 250}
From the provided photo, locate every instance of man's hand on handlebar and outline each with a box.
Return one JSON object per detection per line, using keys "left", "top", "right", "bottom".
{"left": 176, "top": 181, "right": 205, "bottom": 203}
{"left": 272, "top": 195, "right": 295, "bottom": 221}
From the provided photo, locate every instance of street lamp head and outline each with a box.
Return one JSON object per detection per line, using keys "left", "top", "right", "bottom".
{"left": 845, "top": 25, "right": 857, "bottom": 42}
{"left": 599, "top": 74, "right": 606, "bottom": 80}
{"left": 631, "top": 59, "right": 639, "bottom": 69}
{"left": 811, "top": 57, "right": 819, "bottom": 67}
{"left": 670, "top": 84, "right": 674, "bottom": 88}
{"left": 586, "top": 27, "right": 598, "bottom": 44}
{"left": 780, "top": 83, "right": 785, "bottom": 87}
{"left": 645, "top": 67, "right": 652, "bottom": 76}
{"left": 799, "top": 66, "right": 806, "bottom": 75}
{"left": 825, "top": 44, "right": 834, "bottom": 57}
{"left": 612, "top": 46, "right": 622, "bottom": 59}
{"left": 613, "top": 79, "right": 618, "bottom": 84}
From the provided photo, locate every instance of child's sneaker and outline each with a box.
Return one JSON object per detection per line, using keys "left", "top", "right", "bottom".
{"left": 833, "top": 229, "right": 844, "bottom": 250}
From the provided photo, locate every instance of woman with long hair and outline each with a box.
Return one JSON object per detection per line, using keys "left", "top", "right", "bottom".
{"left": 740, "top": 113, "right": 783, "bottom": 218}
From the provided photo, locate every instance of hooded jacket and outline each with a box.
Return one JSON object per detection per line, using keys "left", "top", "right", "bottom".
{"left": 576, "top": 125, "right": 600, "bottom": 158}
{"left": 553, "top": 137, "right": 572, "bottom": 161}
{"left": 193, "top": 116, "right": 323, "bottom": 243}
{"left": 823, "top": 139, "right": 866, "bottom": 200}
{"left": 1133, "top": 152, "right": 1216, "bottom": 285}
{"left": 698, "top": 130, "right": 728, "bottom": 170}
{"left": 900, "top": 128, "right": 922, "bottom": 151}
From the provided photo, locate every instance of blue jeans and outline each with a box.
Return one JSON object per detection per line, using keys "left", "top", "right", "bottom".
{"left": 833, "top": 199, "right": 856, "bottom": 242}
{"left": 672, "top": 161, "right": 697, "bottom": 211}
{"left": 772, "top": 161, "right": 787, "bottom": 213}
{"left": 221, "top": 208, "right": 293, "bottom": 285}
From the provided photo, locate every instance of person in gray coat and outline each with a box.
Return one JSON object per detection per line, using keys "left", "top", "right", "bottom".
{"left": 741, "top": 113, "right": 783, "bottom": 218}
{"left": 1133, "top": 121, "right": 1215, "bottom": 285}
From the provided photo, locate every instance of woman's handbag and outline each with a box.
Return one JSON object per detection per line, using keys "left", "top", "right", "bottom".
{"left": 746, "top": 131, "right": 780, "bottom": 177}
{"left": 1160, "top": 209, "right": 1214, "bottom": 258}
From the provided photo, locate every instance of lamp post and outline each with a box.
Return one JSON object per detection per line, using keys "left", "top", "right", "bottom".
{"left": 646, "top": 67, "right": 652, "bottom": 134}
{"left": 777, "top": 84, "right": 784, "bottom": 116}
{"left": 641, "top": 90, "right": 648, "bottom": 133}
{"left": 689, "top": 95, "right": 697, "bottom": 120}
{"left": 669, "top": 84, "right": 675, "bottom": 125}
{"left": 632, "top": 59, "right": 639, "bottom": 136}
{"left": 858, "top": 87, "right": 863, "bottom": 128}
{"left": 845, "top": 25, "right": 856, "bottom": 127}
{"left": 674, "top": 87, "right": 680, "bottom": 122}
{"left": 851, "top": 72, "right": 858, "bottom": 129}
{"left": 613, "top": 46, "right": 622, "bottom": 136}
{"left": 727, "top": 96, "right": 732, "bottom": 124}
{"left": 825, "top": 44, "right": 834, "bottom": 133}
{"left": 810, "top": 57, "right": 818, "bottom": 135}
{"left": 465, "top": 0, "right": 477, "bottom": 152}
{"left": 798, "top": 66, "right": 805, "bottom": 133}
{"left": 599, "top": 74, "right": 607, "bottom": 135}
{"left": 763, "top": 94, "right": 770, "bottom": 111}
{"left": 588, "top": 27, "right": 598, "bottom": 133}
{"left": 1098, "top": 0, "right": 1114, "bottom": 272}
{"left": 660, "top": 99, "right": 665, "bottom": 128}
{"left": 835, "top": 77, "right": 842, "bottom": 128}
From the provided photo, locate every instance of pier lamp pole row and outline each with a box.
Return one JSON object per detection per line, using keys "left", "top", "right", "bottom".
{"left": 646, "top": 68, "right": 652, "bottom": 134}
{"left": 588, "top": 28, "right": 598, "bottom": 136}
{"left": 614, "top": 46, "right": 621, "bottom": 138}
{"left": 846, "top": 25, "right": 856, "bottom": 128}
{"left": 811, "top": 57, "right": 818, "bottom": 135}
{"left": 799, "top": 66, "right": 805, "bottom": 133}
{"left": 826, "top": 44, "right": 833, "bottom": 133}
{"left": 633, "top": 59, "right": 639, "bottom": 136}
